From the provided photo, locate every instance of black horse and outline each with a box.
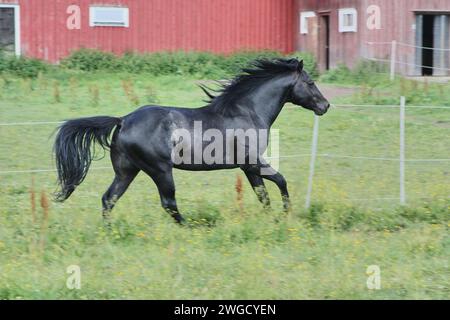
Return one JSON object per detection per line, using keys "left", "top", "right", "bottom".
{"left": 54, "top": 58, "right": 329, "bottom": 224}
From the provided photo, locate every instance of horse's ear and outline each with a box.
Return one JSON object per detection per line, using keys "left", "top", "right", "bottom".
{"left": 298, "top": 60, "right": 304, "bottom": 72}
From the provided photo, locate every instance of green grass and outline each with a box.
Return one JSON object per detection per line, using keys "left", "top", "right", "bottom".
{"left": 0, "top": 72, "right": 448, "bottom": 299}
{"left": 1, "top": 49, "right": 319, "bottom": 79}
{"left": 321, "top": 61, "right": 450, "bottom": 106}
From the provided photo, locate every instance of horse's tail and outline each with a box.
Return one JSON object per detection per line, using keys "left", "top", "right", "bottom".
{"left": 53, "top": 116, "right": 121, "bottom": 202}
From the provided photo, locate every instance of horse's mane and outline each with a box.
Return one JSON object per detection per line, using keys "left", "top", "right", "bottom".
{"left": 199, "top": 58, "right": 300, "bottom": 113}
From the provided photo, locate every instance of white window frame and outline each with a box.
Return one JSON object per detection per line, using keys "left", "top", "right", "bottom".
{"left": 0, "top": 4, "right": 20, "bottom": 56}
{"left": 339, "top": 8, "right": 358, "bottom": 33}
{"left": 300, "top": 11, "right": 316, "bottom": 34}
{"left": 89, "top": 6, "right": 129, "bottom": 27}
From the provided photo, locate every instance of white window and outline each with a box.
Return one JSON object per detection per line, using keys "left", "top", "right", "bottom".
{"left": 89, "top": 6, "right": 129, "bottom": 27}
{"left": 339, "top": 8, "right": 357, "bottom": 32}
{"left": 300, "top": 11, "right": 316, "bottom": 34}
{"left": 0, "top": 4, "right": 20, "bottom": 56}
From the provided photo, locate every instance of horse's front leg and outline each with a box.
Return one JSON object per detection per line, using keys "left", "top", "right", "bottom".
{"left": 259, "top": 165, "right": 290, "bottom": 212}
{"left": 244, "top": 164, "right": 290, "bottom": 212}
{"left": 242, "top": 169, "right": 271, "bottom": 209}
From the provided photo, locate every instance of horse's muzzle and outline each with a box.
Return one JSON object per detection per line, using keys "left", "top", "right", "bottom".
{"left": 314, "top": 103, "right": 330, "bottom": 116}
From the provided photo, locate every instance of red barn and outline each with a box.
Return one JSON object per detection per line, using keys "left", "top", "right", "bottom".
{"left": 0, "top": 0, "right": 294, "bottom": 62}
{"left": 1, "top": 0, "right": 449, "bottom": 76}
{"left": 294, "top": 0, "right": 450, "bottom": 76}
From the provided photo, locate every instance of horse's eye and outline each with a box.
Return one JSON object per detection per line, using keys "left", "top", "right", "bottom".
{"left": 306, "top": 81, "right": 315, "bottom": 86}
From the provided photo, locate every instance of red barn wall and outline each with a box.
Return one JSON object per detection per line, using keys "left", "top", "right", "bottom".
{"left": 294, "top": 0, "right": 360, "bottom": 71}
{"left": 295, "top": 0, "right": 450, "bottom": 74}
{"left": 0, "top": 0, "right": 294, "bottom": 62}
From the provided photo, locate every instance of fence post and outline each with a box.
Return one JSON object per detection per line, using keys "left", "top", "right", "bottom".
{"left": 305, "top": 115, "right": 320, "bottom": 209}
{"left": 390, "top": 40, "right": 397, "bottom": 81}
{"left": 400, "top": 96, "right": 406, "bottom": 205}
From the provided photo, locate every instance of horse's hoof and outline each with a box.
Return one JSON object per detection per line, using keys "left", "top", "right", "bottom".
{"left": 173, "top": 214, "right": 186, "bottom": 225}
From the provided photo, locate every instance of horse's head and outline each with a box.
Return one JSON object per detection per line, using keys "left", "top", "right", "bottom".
{"left": 288, "top": 60, "right": 330, "bottom": 116}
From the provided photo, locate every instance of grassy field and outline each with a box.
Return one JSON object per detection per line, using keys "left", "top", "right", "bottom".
{"left": 0, "top": 71, "right": 448, "bottom": 299}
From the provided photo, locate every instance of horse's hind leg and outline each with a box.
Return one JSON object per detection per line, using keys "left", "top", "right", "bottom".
{"left": 102, "top": 152, "right": 139, "bottom": 225}
{"left": 102, "top": 173, "right": 137, "bottom": 222}
{"left": 147, "top": 169, "right": 184, "bottom": 224}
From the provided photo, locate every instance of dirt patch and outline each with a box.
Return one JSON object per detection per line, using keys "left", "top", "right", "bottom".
{"left": 317, "top": 83, "right": 358, "bottom": 100}
{"left": 434, "top": 120, "right": 450, "bottom": 128}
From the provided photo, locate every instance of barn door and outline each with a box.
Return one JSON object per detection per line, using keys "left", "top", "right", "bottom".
{"left": 415, "top": 14, "right": 450, "bottom": 76}
{"left": 318, "top": 14, "right": 330, "bottom": 72}
{"left": 414, "top": 15, "right": 423, "bottom": 76}
{"left": 0, "top": 5, "right": 19, "bottom": 56}
{"left": 433, "top": 15, "right": 449, "bottom": 76}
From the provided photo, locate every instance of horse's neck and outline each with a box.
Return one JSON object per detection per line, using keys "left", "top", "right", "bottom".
{"left": 244, "top": 79, "right": 291, "bottom": 127}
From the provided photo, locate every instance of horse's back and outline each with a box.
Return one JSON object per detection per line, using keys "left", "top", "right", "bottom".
{"left": 114, "top": 105, "right": 197, "bottom": 165}
{"left": 121, "top": 104, "right": 216, "bottom": 134}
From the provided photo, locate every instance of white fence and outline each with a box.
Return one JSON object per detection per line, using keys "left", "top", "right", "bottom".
{"left": 0, "top": 100, "right": 449, "bottom": 209}
{"left": 364, "top": 40, "right": 450, "bottom": 79}
{"left": 304, "top": 98, "right": 450, "bottom": 208}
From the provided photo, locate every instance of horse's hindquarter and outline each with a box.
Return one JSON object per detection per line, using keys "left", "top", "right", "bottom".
{"left": 116, "top": 106, "right": 185, "bottom": 168}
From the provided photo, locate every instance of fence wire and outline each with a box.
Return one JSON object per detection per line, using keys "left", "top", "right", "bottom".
{"left": 364, "top": 40, "right": 450, "bottom": 76}
{"left": 366, "top": 41, "right": 450, "bottom": 52}
{"left": 0, "top": 101, "right": 449, "bottom": 208}
{"left": 1, "top": 104, "right": 449, "bottom": 127}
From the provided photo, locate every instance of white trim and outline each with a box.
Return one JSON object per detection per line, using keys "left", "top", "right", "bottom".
{"left": 89, "top": 6, "right": 129, "bottom": 27}
{"left": 300, "top": 11, "right": 316, "bottom": 34}
{"left": 0, "top": 4, "right": 20, "bottom": 56}
{"left": 338, "top": 8, "right": 357, "bottom": 33}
